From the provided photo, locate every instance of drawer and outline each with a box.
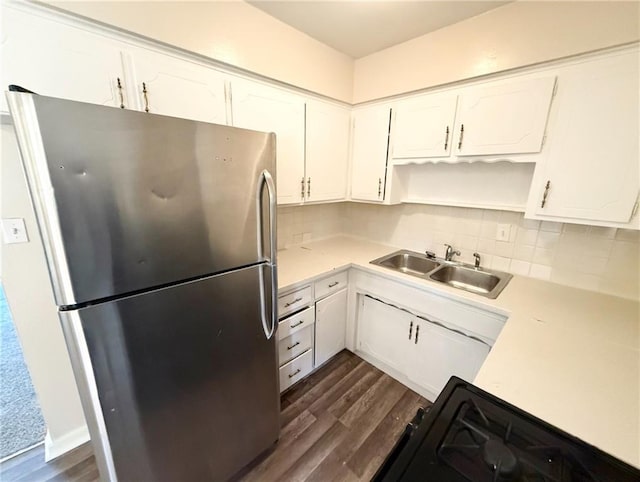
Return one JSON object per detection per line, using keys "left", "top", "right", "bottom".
{"left": 278, "top": 286, "right": 313, "bottom": 318}
{"left": 278, "top": 306, "right": 315, "bottom": 341}
{"left": 279, "top": 350, "right": 313, "bottom": 392}
{"left": 314, "top": 270, "right": 348, "bottom": 300}
{"left": 278, "top": 325, "right": 313, "bottom": 366}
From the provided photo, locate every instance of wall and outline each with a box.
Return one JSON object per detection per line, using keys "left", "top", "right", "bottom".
{"left": 353, "top": 1, "right": 640, "bottom": 103}
{"left": 1, "top": 125, "right": 88, "bottom": 458}
{"left": 44, "top": 0, "right": 354, "bottom": 103}
{"left": 278, "top": 203, "right": 640, "bottom": 300}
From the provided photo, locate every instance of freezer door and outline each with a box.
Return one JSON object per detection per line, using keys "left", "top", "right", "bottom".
{"left": 8, "top": 93, "right": 276, "bottom": 305}
{"left": 60, "top": 265, "right": 279, "bottom": 482}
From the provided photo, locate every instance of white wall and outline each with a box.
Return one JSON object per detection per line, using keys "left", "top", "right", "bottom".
{"left": 353, "top": 1, "right": 640, "bottom": 102}
{"left": 278, "top": 203, "right": 640, "bottom": 300}
{"left": 45, "top": 0, "right": 354, "bottom": 103}
{"left": 1, "top": 125, "right": 88, "bottom": 458}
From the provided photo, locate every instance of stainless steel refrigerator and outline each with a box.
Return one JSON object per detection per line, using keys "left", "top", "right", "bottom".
{"left": 7, "top": 92, "right": 280, "bottom": 481}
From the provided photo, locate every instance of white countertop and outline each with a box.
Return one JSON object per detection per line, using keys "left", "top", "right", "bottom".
{"left": 277, "top": 235, "right": 640, "bottom": 468}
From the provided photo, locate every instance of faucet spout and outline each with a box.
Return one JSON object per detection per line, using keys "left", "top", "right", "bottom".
{"left": 444, "top": 244, "right": 461, "bottom": 262}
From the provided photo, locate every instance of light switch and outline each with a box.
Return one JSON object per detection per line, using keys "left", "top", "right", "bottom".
{"left": 496, "top": 223, "right": 511, "bottom": 242}
{"left": 2, "top": 218, "right": 29, "bottom": 244}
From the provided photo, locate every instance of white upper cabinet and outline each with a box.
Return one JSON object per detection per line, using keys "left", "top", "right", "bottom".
{"left": 305, "top": 100, "right": 350, "bottom": 202}
{"left": 453, "top": 76, "right": 556, "bottom": 157}
{"left": 130, "top": 49, "right": 227, "bottom": 124}
{"left": 231, "top": 80, "right": 305, "bottom": 205}
{"left": 351, "top": 105, "right": 392, "bottom": 202}
{"left": 528, "top": 50, "right": 639, "bottom": 225}
{"left": 391, "top": 94, "right": 458, "bottom": 160}
{"left": 1, "top": 7, "right": 126, "bottom": 112}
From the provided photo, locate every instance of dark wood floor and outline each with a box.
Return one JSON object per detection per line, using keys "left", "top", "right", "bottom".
{"left": 0, "top": 351, "right": 430, "bottom": 482}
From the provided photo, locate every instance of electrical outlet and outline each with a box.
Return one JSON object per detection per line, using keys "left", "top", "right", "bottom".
{"left": 496, "top": 223, "right": 511, "bottom": 242}
{"left": 2, "top": 218, "right": 29, "bottom": 244}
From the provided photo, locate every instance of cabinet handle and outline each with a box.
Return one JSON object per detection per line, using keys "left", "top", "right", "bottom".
{"left": 378, "top": 178, "right": 382, "bottom": 198}
{"left": 444, "top": 126, "right": 449, "bottom": 150}
{"left": 328, "top": 281, "right": 339, "bottom": 288}
{"left": 142, "top": 82, "right": 149, "bottom": 112}
{"left": 307, "top": 177, "right": 311, "bottom": 197}
{"left": 408, "top": 321, "right": 413, "bottom": 340}
{"left": 287, "top": 341, "right": 300, "bottom": 350}
{"left": 540, "top": 180, "right": 551, "bottom": 208}
{"left": 284, "top": 297, "right": 303, "bottom": 308}
{"left": 290, "top": 320, "right": 304, "bottom": 328}
{"left": 116, "top": 78, "right": 125, "bottom": 109}
{"left": 457, "top": 124, "right": 464, "bottom": 150}
{"left": 301, "top": 177, "right": 305, "bottom": 199}
{"left": 415, "top": 324, "right": 420, "bottom": 344}
{"left": 288, "top": 368, "right": 301, "bottom": 378}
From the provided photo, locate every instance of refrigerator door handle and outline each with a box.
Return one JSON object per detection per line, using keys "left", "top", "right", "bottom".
{"left": 257, "top": 169, "right": 278, "bottom": 339}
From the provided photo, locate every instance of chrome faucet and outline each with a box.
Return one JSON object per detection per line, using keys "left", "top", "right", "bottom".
{"left": 473, "top": 252, "right": 481, "bottom": 269}
{"left": 444, "top": 244, "right": 460, "bottom": 262}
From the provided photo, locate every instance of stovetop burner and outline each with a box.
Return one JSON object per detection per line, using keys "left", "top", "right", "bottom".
{"left": 373, "top": 377, "right": 640, "bottom": 482}
{"left": 482, "top": 439, "right": 520, "bottom": 480}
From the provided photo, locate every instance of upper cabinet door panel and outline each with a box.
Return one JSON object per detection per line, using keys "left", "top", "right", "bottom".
{"left": 1, "top": 7, "right": 125, "bottom": 112}
{"left": 392, "top": 94, "right": 458, "bottom": 159}
{"left": 351, "top": 105, "right": 391, "bottom": 202}
{"left": 305, "top": 100, "right": 350, "bottom": 202}
{"left": 231, "top": 80, "right": 305, "bottom": 205}
{"left": 533, "top": 51, "right": 639, "bottom": 224}
{"left": 454, "top": 76, "right": 556, "bottom": 157}
{"left": 131, "top": 49, "right": 227, "bottom": 125}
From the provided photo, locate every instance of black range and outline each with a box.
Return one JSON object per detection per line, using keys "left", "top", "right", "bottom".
{"left": 375, "top": 377, "right": 640, "bottom": 482}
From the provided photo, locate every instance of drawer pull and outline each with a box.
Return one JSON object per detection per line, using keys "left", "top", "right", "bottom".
{"left": 288, "top": 368, "right": 301, "bottom": 378}
{"left": 284, "top": 297, "right": 303, "bottom": 308}
{"left": 287, "top": 341, "right": 300, "bottom": 350}
{"left": 328, "top": 281, "right": 339, "bottom": 288}
{"left": 290, "top": 320, "right": 304, "bottom": 328}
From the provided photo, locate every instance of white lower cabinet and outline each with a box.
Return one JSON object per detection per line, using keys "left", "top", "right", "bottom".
{"left": 358, "top": 295, "right": 411, "bottom": 374}
{"left": 356, "top": 288, "right": 499, "bottom": 401}
{"left": 314, "top": 288, "right": 347, "bottom": 367}
{"left": 406, "top": 319, "right": 490, "bottom": 397}
{"left": 279, "top": 350, "right": 313, "bottom": 392}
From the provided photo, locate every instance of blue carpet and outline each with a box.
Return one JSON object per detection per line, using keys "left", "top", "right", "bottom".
{"left": 0, "top": 285, "right": 46, "bottom": 459}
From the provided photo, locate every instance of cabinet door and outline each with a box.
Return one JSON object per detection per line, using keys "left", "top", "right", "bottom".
{"left": 131, "top": 49, "right": 227, "bottom": 124}
{"left": 392, "top": 94, "right": 458, "bottom": 159}
{"left": 305, "top": 100, "right": 350, "bottom": 202}
{"left": 357, "top": 296, "right": 410, "bottom": 374}
{"left": 350, "top": 105, "right": 391, "bottom": 202}
{"left": 407, "top": 320, "right": 490, "bottom": 397}
{"left": 532, "top": 51, "right": 639, "bottom": 224}
{"left": 454, "top": 76, "right": 556, "bottom": 157}
{"left": 1, "top": 7, "right": 125, "bottom": 113}
{"left": 231, "top": 80, "right": 305, "bottom": 205}
{"left": 314, "top": 288, "right": 347, "bottom": 367}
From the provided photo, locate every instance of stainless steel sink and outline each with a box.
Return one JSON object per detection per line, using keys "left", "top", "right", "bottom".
{"left": 428, "top": 265, "right": 511, "bottom": 299}
{"left": 370, "top": 249, "right": 512, "bottom": 299}
{"left": 375, "top": 250, "right": 441, "bottom": 276}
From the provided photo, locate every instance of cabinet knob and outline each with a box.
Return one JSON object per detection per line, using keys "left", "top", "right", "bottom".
{"left": 444, "top": 126, "right": 450, "bottom": 150}
{"left": 307, "top": 177, "right": 311, "bottom": 197}
{"left": 541, "top": 180, "right": 551, "bottom": 208}
{"left": 378, "top": 178, "right": 382, "bottom": 198}
{"left": 142, "top": 82, "right": 150, "bottom": 113}
{"left": 408, "top": 321, "right": 413, "bottom": 340}
{"left": 301, "top": 177, "right": 305, "bottom": 199}
{"left": 457, "top": 124, "right": 464, "bottom": 150}
{"left": 415, "top": 324, "right": 420, "bottom": 344}
{"left": 116, "top": 77, "right": 125, "bottom": 109}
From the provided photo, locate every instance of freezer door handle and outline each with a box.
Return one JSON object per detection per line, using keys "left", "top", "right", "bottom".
{"left": 257, "top": 169, "right": 278, "bottom": 339}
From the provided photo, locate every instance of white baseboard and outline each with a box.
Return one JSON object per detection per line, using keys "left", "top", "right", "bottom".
{"left": 44, "top": 425, "right": 90, "bottom": 462}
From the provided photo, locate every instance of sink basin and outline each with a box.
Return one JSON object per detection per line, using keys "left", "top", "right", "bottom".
{"left": 373, "top": 250, "right": 441, "bottom": 276}
{"left": 429, "top": 265, "right": 512, "bottom": 299}
{"left": 370, "top": 249, "right": 512, "bottom": 299}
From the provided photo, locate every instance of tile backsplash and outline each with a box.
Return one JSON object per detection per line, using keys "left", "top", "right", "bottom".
{"left": 278, "top": 203, "right": 640, "bottom": 300}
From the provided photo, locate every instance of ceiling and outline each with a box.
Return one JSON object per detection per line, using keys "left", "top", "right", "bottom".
{"left": 247, "top": 1, "right": 511, "bottom": 59}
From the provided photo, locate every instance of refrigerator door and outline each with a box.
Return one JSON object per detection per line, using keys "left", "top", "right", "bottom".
{"left": 7, "top": 93, "right": 276, "bottom": 305}
{"left": 60, "top": 264, "right": 279, "bottom": 482}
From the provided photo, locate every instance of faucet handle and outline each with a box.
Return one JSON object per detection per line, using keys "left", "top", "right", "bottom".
{"left": 473, "top": 252, "right": 481, "bottom": 268}
{"left": 425, "top": 250, "right": 436, "bottom": 259}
